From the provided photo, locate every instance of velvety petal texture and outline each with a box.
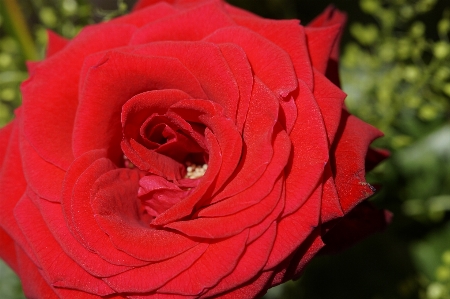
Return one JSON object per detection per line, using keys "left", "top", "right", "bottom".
{"left": 0, "top": 1, "right": 390, "bottom": 298}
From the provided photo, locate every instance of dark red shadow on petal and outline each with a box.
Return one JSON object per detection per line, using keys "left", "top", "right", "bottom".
{"left": 320, "top": 201, "right": 393, "bottom": 254}
{"left": 330, "top": 110, "right": 383, "bottom": 213}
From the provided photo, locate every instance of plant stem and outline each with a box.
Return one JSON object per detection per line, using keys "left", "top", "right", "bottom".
{"left": 1, "top": 0, "right": 38, "bottom": 61}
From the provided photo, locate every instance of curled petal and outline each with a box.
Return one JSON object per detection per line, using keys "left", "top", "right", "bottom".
{"left": 166, "top": 177, "right": 283, "bottom": 238}
{"left": 331, "top": 111, "right": 383, "bottom": 213}
{"left": 90, "top": 168, "right": 199, "bottom": 262}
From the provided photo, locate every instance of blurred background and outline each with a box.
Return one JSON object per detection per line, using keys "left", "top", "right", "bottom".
{"left": 0, "top": 0, "right": 449, "bottom": 298}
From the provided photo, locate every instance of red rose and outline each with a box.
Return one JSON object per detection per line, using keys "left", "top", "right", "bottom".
{"left": 0, "top": 0, "right": 391, "bottom": 298}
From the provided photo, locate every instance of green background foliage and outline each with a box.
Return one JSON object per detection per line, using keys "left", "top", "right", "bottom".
{"left": 0, "top": 0, "right": 449, "bottom": 298}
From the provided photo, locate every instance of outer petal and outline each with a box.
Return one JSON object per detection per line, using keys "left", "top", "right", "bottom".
{"left": 0, "top": 228, "right": 18, "bottom": 273}
{"left": 103, "top": 243, "right": 208, "bottom": 293}
{"left": 312, "top": 69, "right": 346, "bottom": 145}
{"left": 16, "top": 247, "right": 59, "bottom": 299}
{"left": 283, "top": 80, "right": 328, "bottom": 216}
{"left": 133, "top": 0, "right": 211, "bottom": 11}
{"left": 321, "top": 202, "right": 392, "bottom": 254}
{"left": 231, "top": 17, "right": 313, "bottom": 91}
{"left": 304, "top": 23, "right": 343, "bottom": 76}
{"left": 15, "top": 194, "right": 116, "bottom": 296}
{"left": 113, "top": 2, "right": 179, "bottom": 27}
{"left": 204, "top": 26, "right": 298, "bottom": 98}
{"left": 21, "top": 23, "right": 136, "bottom": 170}
{"left": 46, "top": 30, "right": 69, "bottom": 57}
{"left": 208, "top": 271, "right": 273, "bottom": 299}
{"left": 20, "top": 135, "right": 65, "bottom": 202}
{"left": 130, "top": 1, "right": 234, "bottom": 44}
{"left": 201, "top": 223, "right": 276, "bottom": 297}
{"left": 331, "top": 111, "right": 383, "bottom": 213}
{"left": 34, "top": 195, "right": 132, "bottom": 277}
{"left": 307, "top": 6, "right": 347, "bottom": 85}
{"left": 308, "top": 5, "right": 347, "bottom": 62}
{"left": 157, "top": 229, "right": 248, "bottom": 295}
{"left": 0, "top": 116, "right": 38, "bottom": 266}
{"left": 0, "top": 120, "right": 13, "bottom": 168}
{"left": 265, "top": 184, "right": 321, "bottom": 270}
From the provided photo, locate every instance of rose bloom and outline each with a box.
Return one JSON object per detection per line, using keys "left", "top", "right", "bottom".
{"left": 0, "top": 0, "right": 391, "bottom": 298}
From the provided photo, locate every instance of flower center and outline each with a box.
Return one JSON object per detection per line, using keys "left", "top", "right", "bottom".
{"left": 185, "top": 161, "right": 208, "bottom": 179}
{"left": 123, "top": 155, "right": 135, "bottom": 169}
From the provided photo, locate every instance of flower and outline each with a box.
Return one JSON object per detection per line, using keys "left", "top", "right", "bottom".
{"left": 0, "top": 0, "right": 391, "bottom": 298}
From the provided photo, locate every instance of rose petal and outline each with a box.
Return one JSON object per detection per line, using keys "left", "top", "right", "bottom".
{"left": 61, "top": 150, "right": 147, "bottom": 266}
{"left": 198, "top": 126, "right": 290, "bottom": 217}
{"left": 331, "top": 111, "right": 383, "bottom": 213}
{"left": 265, "top": 184, "right": 321, "bottom": 270}
{"left": 313, "top": 69, "right": 346, "bottom": 145}
{"left": 130, "top": 293, "right": 197, "bottom": 299}
{"left": 278, "top": 95, "right": 298, "bottom": 134}
{"left": 16, "top": 247, "right": 59, "bottom": 299}
{"left": 283, "top": 80, "right": 329, "bottom": 216}
{"left": 74, "top": 50, "right": 207, "bottom": 163}
{"left": 104, "top": 243, "right": 208, "bottom": 293}
{"left": 14, "top": 194, "right": 115, "bottom": 296}
{"left": 247, "top": 185, "right": 285, "bottom": 243}
{"left": 122, "top": 89, "right": 193, "bottom": 144}
{"left": 130, "top": 1, "right": 234, "bottom": 44}
{"left": 157, "top": 229, "right": 248, "bottom": 295}
{"left": 366, "top": 147, "right": 390, "bottom": 172}
{"left": 21, "top": 23, "right": 136, "bottom": 170}
{"left": 45, "top": 30, "right": 69, "bottom": 58}
{"left": 217, "top": 43, "right": 253, "bottom": 132}
{"left": 321, "top": 201, "right": 392, "bottom": 254}
{"left": 208, "top": 79, "right": 279, "bottom": 203}
{"left": 305, "top": 22, "right": 344, "bottom": 76}
{"left": 151, "top": 129, "right": 222, "bottom": 225}
{"left": 166, "top": 177, "right": 282, "bottom": 238}
{"left": 91, "top": 168, "right": 199, "bottom": 262}
{"left": 20, "top": 135, "right": 65, "bottom": 202}
{"left": 0, "top": 120, "right": 13, "bottom": 165}
{"left": 308, "top": 5, "right": 347, "bottom": 85}
{"left": 113, "top": 2, "right": 178, "bottom": 27}
{"left": 205, "top": 26, "right": 298, "bottom": 98}
{"left": 32, "top": 192, "right": 132, "bottom": 277}
{"left": 130, "top": 42, "right": 240, "bottom": 123}
{"left": 202, "top": 223, "right": 276, "bottom": 297}
{"left": 0, "top": 118, "right": 38, "bottom": 266}
{"left": 268, "top": 228, "right": 325, "bottom": 286}
{"left": 209, "top": 271, "right": 273, "bottom": 299}
{"left": 320, "top": 163, "right": 344, "bottom": 223}
{"left": 139, "top": 175, "right": 187, "bottom": 217}
{"left": 224, "top": 2, "right": 261, "bottom": 17}
{"left": 308, "top": 5, "right": 347, "bottom": 61}
{"left": 0, "top": 227, "right": 18, "bottom": 273}
{"left": 231, "top": 17, "right": 313, "bottom": 91}
{"left": 128, "top": 139, "right": 185, "bottom": 180}
{"left": 169, "top": 99, "right": 243, "bottom": 194}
